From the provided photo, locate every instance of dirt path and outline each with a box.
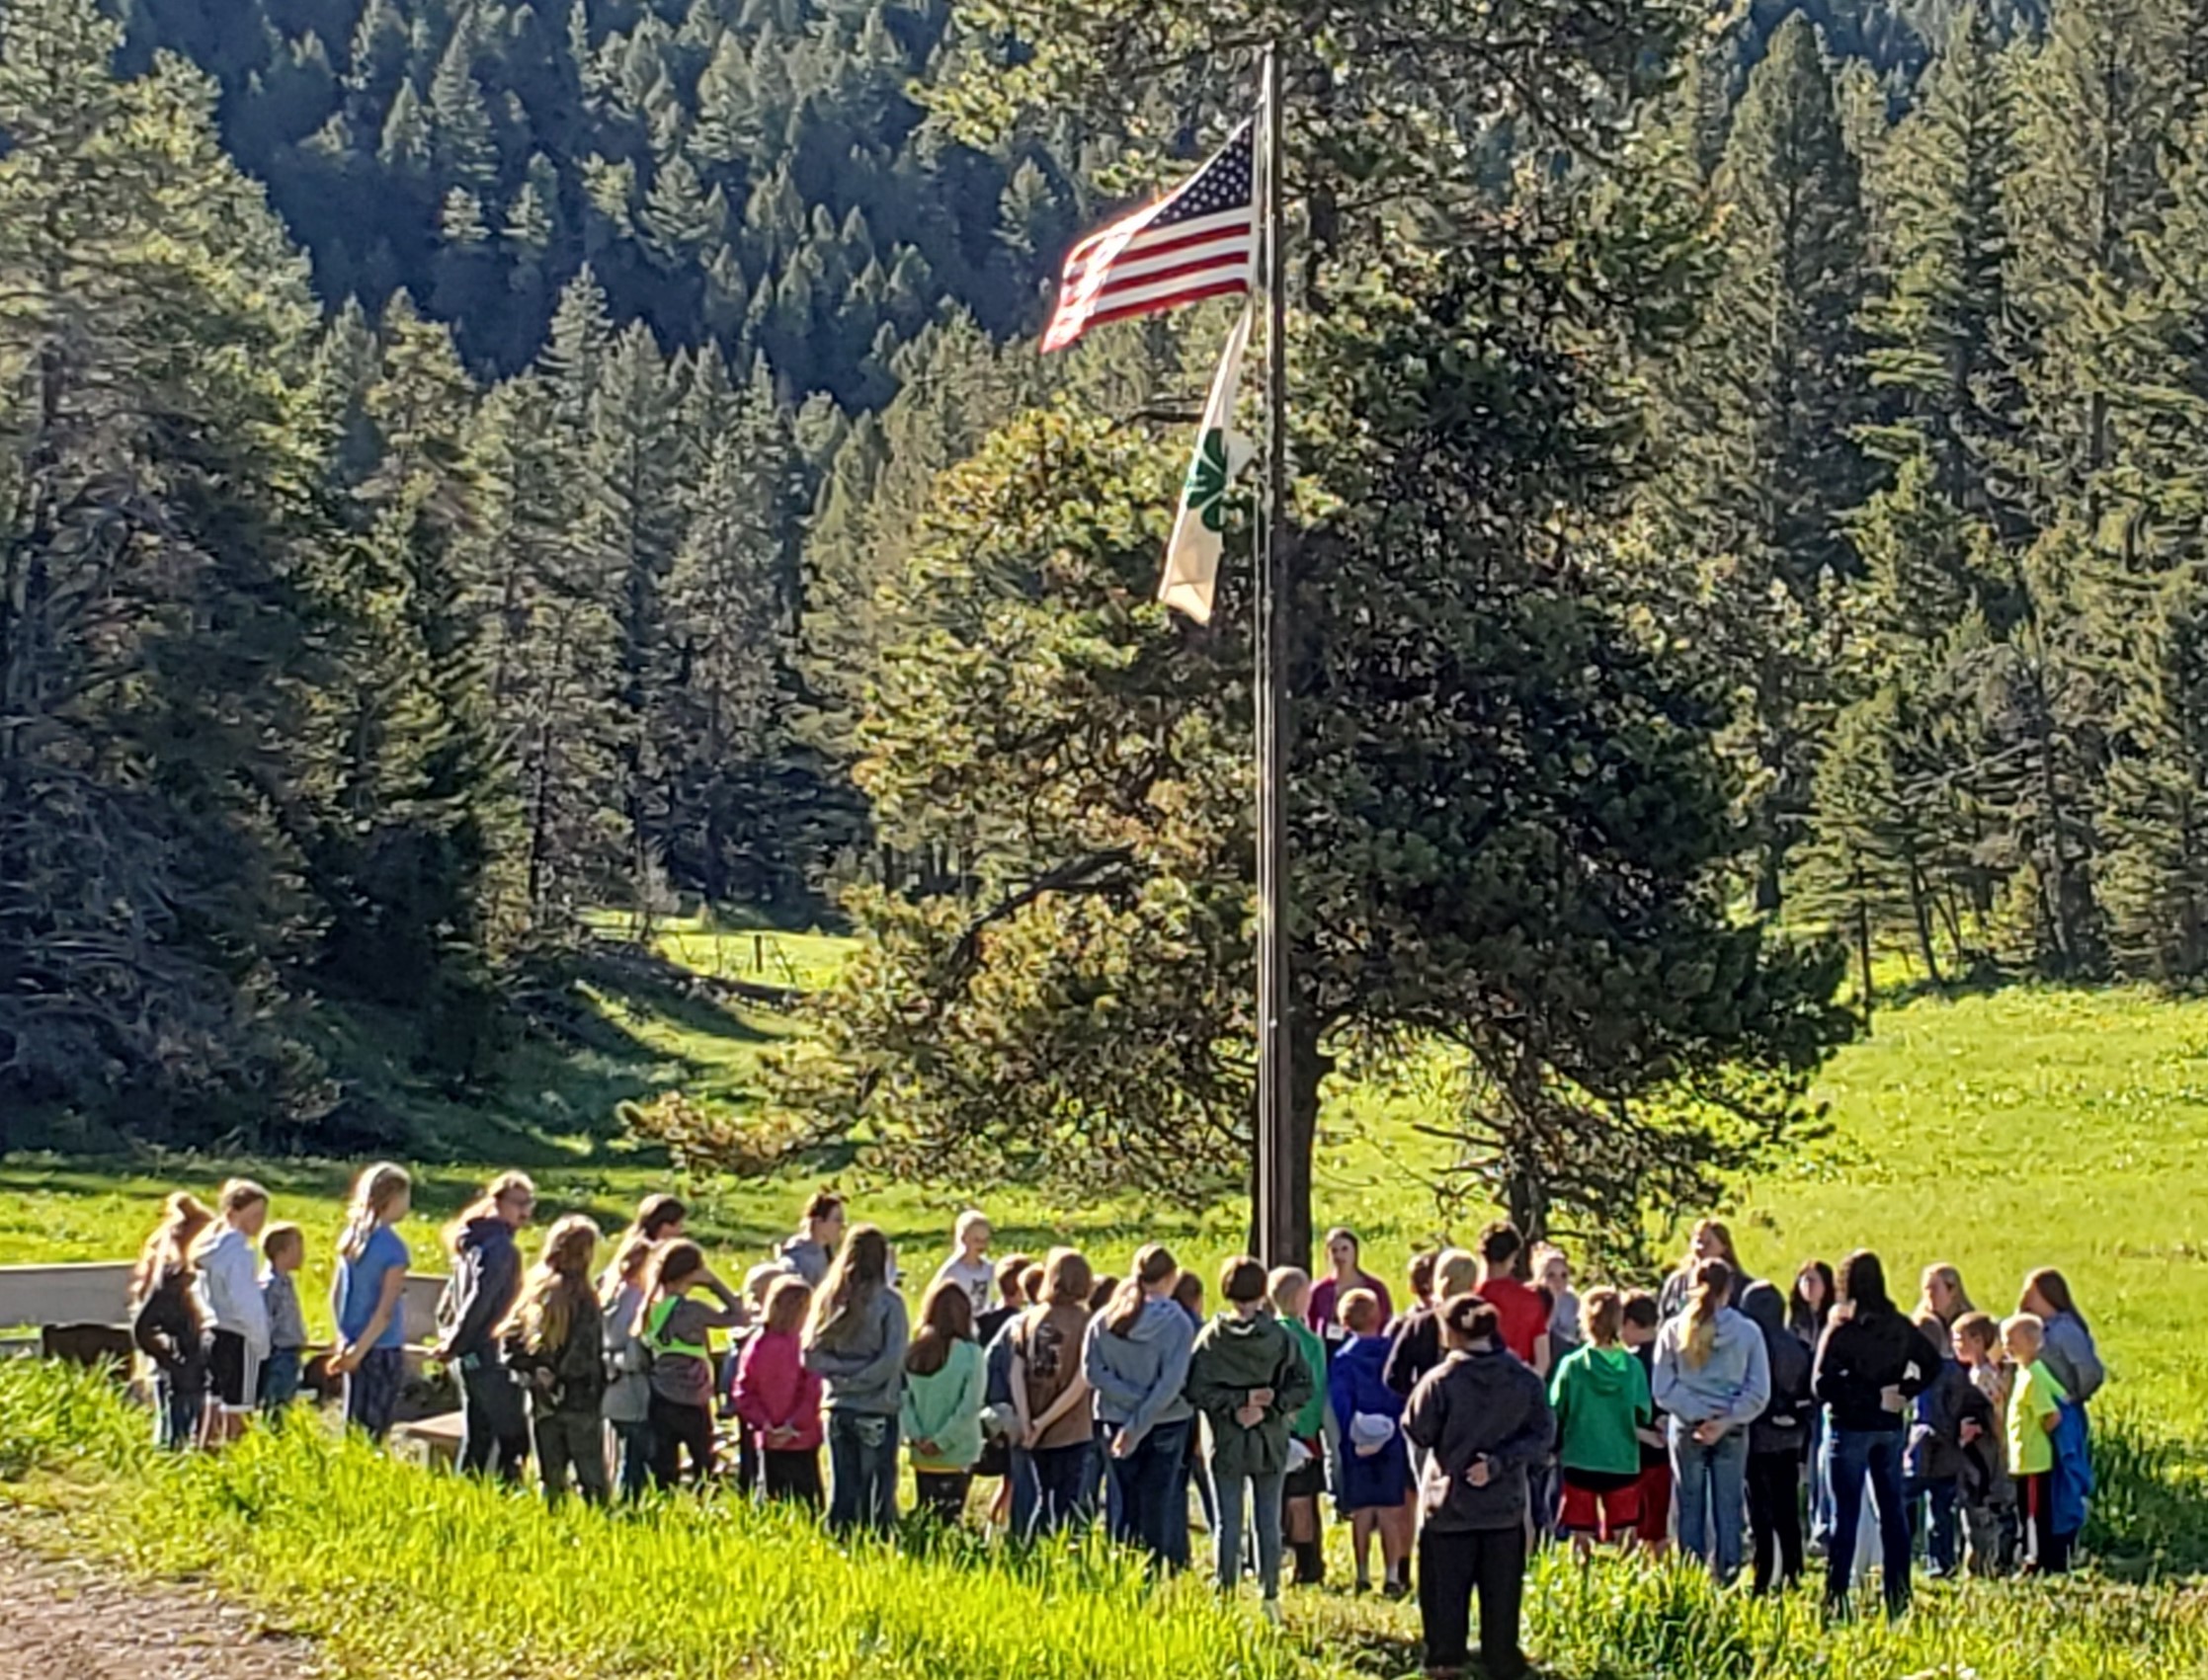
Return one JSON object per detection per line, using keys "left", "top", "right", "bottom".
{"left": 0, "top": 1520, "right": 323, "bottom": 1679}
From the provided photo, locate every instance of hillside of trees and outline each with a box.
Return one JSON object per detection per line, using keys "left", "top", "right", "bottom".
{"left": 8, "top": 0, "right": 2208, "bottom": 1154}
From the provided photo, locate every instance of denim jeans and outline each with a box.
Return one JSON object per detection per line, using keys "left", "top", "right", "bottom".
{"left": 1104, "top": 1418, "right": 1191, "bottom": 1566}
{"left": 1670, "top": 1420, "right": 1750, "bottom": 1581}
{"left": 1029, "top": 1439, "right": 1093, "bottom": 1538}
{"left": 1007, "top": 1444, "right": 1039, "bottom": 1540}
{"left": 1807, "top": 1410, "right": 1834, "bottom": 1546}
{"left": 610, "top": 1418, "right": 654, "bottom": 1500}
{"left": 1907, "top": 1474, "right": 1961, "bottom": 1574}
{"left": 827, "top": 1409, "right": 900, "bottom": 1536}
{"left": 1826, "top": 1427, "right": 1912, "bottom": 1616}
{"left": 1212, "top": 1465, "right": 1286, "bottom": 1598}
{"left": 260, "top": 1346, "right": 302, "bottom": 1413}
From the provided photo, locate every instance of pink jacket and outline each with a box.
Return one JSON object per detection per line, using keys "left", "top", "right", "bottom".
{"left": 733, "top": 1328, "right": 824, "bottom": 1451}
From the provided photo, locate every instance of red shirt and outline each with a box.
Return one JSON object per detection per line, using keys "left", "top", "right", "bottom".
{"left": 1477, "top": 1275, "right": 1549, "bottom": 1367}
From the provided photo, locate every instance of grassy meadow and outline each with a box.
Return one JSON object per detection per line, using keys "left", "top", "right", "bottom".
{"left": 3, "top": 946, "right": 2208, "bottom": 1676}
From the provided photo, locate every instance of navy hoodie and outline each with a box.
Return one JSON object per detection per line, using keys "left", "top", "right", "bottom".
{"left": 440, "top": 1216, "right": 522, "bottom": 1362}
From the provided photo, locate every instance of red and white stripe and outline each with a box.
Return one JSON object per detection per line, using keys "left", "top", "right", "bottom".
{"left": 1043, "top": 196, "right": 1255, "bottom": 352}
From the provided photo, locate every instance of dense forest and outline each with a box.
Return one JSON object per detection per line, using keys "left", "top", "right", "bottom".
{"left": 8, "top": 0, "right": 2208, "bottom": 1183}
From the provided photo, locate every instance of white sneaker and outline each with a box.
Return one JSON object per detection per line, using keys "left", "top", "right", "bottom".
{"left": 1260, "top": 1599, "right": 1284, "bottom": 1627}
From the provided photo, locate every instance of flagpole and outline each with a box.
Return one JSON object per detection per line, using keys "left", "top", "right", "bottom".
{"left": 1255, "top": 42, "right": 1298, "bottom": 1269}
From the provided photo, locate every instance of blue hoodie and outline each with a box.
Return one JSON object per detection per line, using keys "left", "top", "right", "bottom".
{"left": 1082, "top": 1296, "right": 1194, "bottom": 1449}
{"left": 1652, "top": 1303, "right": 1771, "bottom": 1430}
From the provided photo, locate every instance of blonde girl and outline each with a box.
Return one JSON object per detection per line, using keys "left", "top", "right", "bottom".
{"left": 130, "top": 1193, "right": 213, "bottom": 1450}
{"left": 192, "top": 1178, "right": 272, "bottom": 1446}
{"left": 1651, "top": 1258, "right": 1771, "bottom": 1583}
{"left": 332, "top": 1162, "right": 414, "bottom": 1441}
{"left": 500, "top": 1215, "right": 607, "bottom": 1505}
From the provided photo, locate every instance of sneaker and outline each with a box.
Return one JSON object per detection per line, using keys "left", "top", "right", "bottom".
{"left": 1352, "top": 1577, "right": 1371, "bottom": 1596}
{"left": 1383, "top": 1578, "right": 1410, "bottom": 1602}
{"left": 1260, "top": 1598, "right": 1284, "bottom": 1627}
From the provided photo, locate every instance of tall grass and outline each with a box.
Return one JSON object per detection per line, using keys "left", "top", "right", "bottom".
{"left": 3, "top": 1361, "right": 2203, "bottom": 1680}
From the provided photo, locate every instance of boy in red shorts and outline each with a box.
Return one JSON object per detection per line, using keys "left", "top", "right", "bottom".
{"left": 1547, "top": 1288, "right": 1653, "bottom": 1557}
{"left": 1621, "top": 1291, "right": 1672, "bottom": 1552}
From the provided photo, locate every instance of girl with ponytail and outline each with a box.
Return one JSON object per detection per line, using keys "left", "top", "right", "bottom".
{"left": 636, "top": 1239, "right": 746, "bottom": 1489}
{"left": 1081, "top": 1243, "right": 1197, "bottom": 1564}
{"left": 1653, "top": 1257, "right": 1771, "bottom": 1585}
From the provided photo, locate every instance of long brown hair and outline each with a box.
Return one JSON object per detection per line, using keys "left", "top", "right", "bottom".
{"left": 601, "top": 1234, "right": 655, "bottom": 1308}
{"left": 602, "top": 1194, "right": 686, "bottom": 1287}
{"left": 340, "top": 1162, "right": 410, "bottom": 1261}
{"left": 1685, "top": 1219, "right": 1741, "bottom": 1274}
{"left": 1040, "top": 1247, "right": 1094, "bottom": 1311}
{"left": 1681, "top": 1258, "right": 1733, "bottom": 1369}
{"left": 762, "top": 1275, "right": 812, "bottom": 1336}
{"left": 131, "top": 1193, "right": 212, "bottom": 1308}
{"left": 806, "top": 1224, "right": 890, "bottom": 1350}
{"left": 2022, "top": 1266, "right": 2085, "bottom": 1327}
{"left": 500, "top": 1215, "right": 601, "bottom": 1355}
{"left": 1105, "top": 1244, "right": 1178, "bottom": 1337}
{"left": 906, "top": 1277, "right": 973, "bottom": 1377}
{"left": 444, "top": 1170, "right": 534, "bottom": 1254}
{"left": 636, "top": 1239, "right": 707, "bottom": 1341}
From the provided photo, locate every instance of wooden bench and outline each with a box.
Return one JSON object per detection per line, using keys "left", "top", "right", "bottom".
{"left": 391, "top": 1409, "right": 466, "bottom": 1469}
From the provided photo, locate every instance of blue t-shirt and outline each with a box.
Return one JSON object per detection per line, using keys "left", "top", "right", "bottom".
{"left": 338, "top": 1225, "right": 411, "bottom": 1349}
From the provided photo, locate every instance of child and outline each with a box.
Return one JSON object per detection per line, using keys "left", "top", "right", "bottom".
{"left": 1951, "top": 1311, "right": 2015, "bottom": 1575}
{"left": 777, "top": 1191, "right": 845, "bottom": 1287}
{"left": 1904, "top": 1310, "right": 1977, "bottom": 1576}
{"left": 933, "top": 1209, "right": 995, "bottom": 1320}
{"left": 1083, "top": 1245, "right": 1196, "bottom": 1564}
{"left": 1012, "top": 1247, "right": 1098, "bottom": 1538}
{"left": 130, "top": 1193, "right": 212, "bottom": 1451}
{"left": 435, "top": 1172, "right": 535, "bottom": 1482}
{"left": 259, "top": 1224, "right": 308, "bottom": 1414}
{"left": 1620, "top": 1292, "right": 1671, "bottom": 1554}
{"left": 722, "top": 1262, "right": 786, "bottom": 1497}
{"left": 803, "top": 1224, "right": 911, "bottom": 1536}
{"left": 500, "top": 1215, "right": 609, "bottom": 1505}
{"left": 2003, "top": 1312, "right": 2073, "bottom": 1573}
{"left": 1740, "top": 1280, "right": 1811, "bottom": 1592}
{"left": 638, "top": 1239, "right": 748, "bottom": 1489}
{"left": 1548, "top": 1286, "right": 1655, "bottom": 1561}
{"left": 331, "top": 1162, "right": 413, "bottom": 1442}
{"left": 1269, "top": 1266, "right": 1331, "bottom": 1586}
{"left": 734, "top": 1276, "right": 824, "bottom": 1508}
{"left": 601, "top": 1235, "right": 656, "bottom": 1500}
{"left": 903, "top": 1278, "right": 988, "bottom": 1525}
{"left": 192, "top": 1178, "right": 272, "bottom": 1447}
{"left": 1187, "top": 1257, "right": 1312, "bottom": 1620}
{"left": 1328, "top": 1287, "right": 1414, "bottom": 1595}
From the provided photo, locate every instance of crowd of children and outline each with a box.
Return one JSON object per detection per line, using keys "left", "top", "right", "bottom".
{"left": 125, "top": 1174, "right": 2105, "bottom": 1680}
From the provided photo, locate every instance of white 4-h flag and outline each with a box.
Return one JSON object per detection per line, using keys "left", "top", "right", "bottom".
{"left": 1158, "top": 307, "right": 1255, "bottom": 624}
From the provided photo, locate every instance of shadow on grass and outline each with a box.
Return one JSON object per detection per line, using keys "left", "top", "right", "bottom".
{"left": 2090, "top": 1407, "right": 2208, "bottom": 1578}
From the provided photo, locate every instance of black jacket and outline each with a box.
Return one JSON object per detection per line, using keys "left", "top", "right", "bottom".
{"left": 1383, "top": 1304, "right": 1445, "bottom": 1399}
{"left": 440, "top": 1217, "right": 523, "bottom": 1362}
{"left": 1403, "top": 1345, "right": 1555, "bottom": 1534}
{"left": 1907, "top": 1353, "right": 1986, "bottom": 1483}
{"left": 1741, "top": 1282, "right": 1813, "bottom": 1458}
{"left": 131, "top": 1264, "right": 207, "bottom": 1390}
{"left": 1812, "top": 1308, "right": 1944, "bottom": 1434}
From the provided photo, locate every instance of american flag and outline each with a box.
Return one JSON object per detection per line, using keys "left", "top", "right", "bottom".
{"left": 1042, "top": 120, "right": 1257, "bottom": 354}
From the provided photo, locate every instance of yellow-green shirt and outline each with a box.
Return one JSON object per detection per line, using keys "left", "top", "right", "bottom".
{"left": 2006, "top": 1357, "right": 2067, "bottom": 1477}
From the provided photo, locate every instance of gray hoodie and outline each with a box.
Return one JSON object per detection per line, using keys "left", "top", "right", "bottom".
{"left": 1652, "top": 1303, "right": 1771, "bottom": 1430}
{"left": 778, "top": 1234, "right": 831, "bottom": 1288}
{"left": 2039, "top": 1312, "right": 2104, "bottom": 1405}
{"left": 802, "top": 1287, "right": 909, "bottom": 1416}
{"left": 1082, "top": 1296, "right": 1194, "bottom": 1449}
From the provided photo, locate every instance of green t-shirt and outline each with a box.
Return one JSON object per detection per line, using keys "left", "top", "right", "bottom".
{"left": 2006, "top": 1357, "right": 2067, "bottom": 1477}
{"left": 1283, "top": 1318, "right": 1328, "bottom": 1440}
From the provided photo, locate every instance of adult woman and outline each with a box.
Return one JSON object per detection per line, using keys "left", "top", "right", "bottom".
{"left": 1916, "top": 1264, "right": 1976, "bottom": 1330}
{"left": 1308, "top": 1228, "right": 1392, "bottom": 1350}
{"left": 2019, "top": 1269, "right": 2103, "bottom": 1405}
{"left": 1812, "top": 1250, "right": 1945, "bottom": 1619}
{"left": 332, "top": 1162, "right": 414, "bottom": 1441}
{"left": 1082, "top": 1243, "right": 1196, "bottom": 1565}
{"left": 435, "top": 1171, "right": 536, "bottom": 1481}
{"left": 1652, "top": 1259, "right": 1770, "bottom": 1584}
{"left": 803, "top": 1224, "right": 909, "bottom": 1535}
{"left": 1658, "top": 1221, "right": 1754, "bottom": 1320}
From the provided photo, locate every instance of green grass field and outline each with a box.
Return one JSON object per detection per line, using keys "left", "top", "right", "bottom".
{"left": 3, "top": 971, "right": 2206, "bottom": 1677}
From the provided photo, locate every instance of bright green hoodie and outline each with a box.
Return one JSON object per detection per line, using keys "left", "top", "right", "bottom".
{"left": 1547, "top": 1343, "right": 1653, "bottom": 1477}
